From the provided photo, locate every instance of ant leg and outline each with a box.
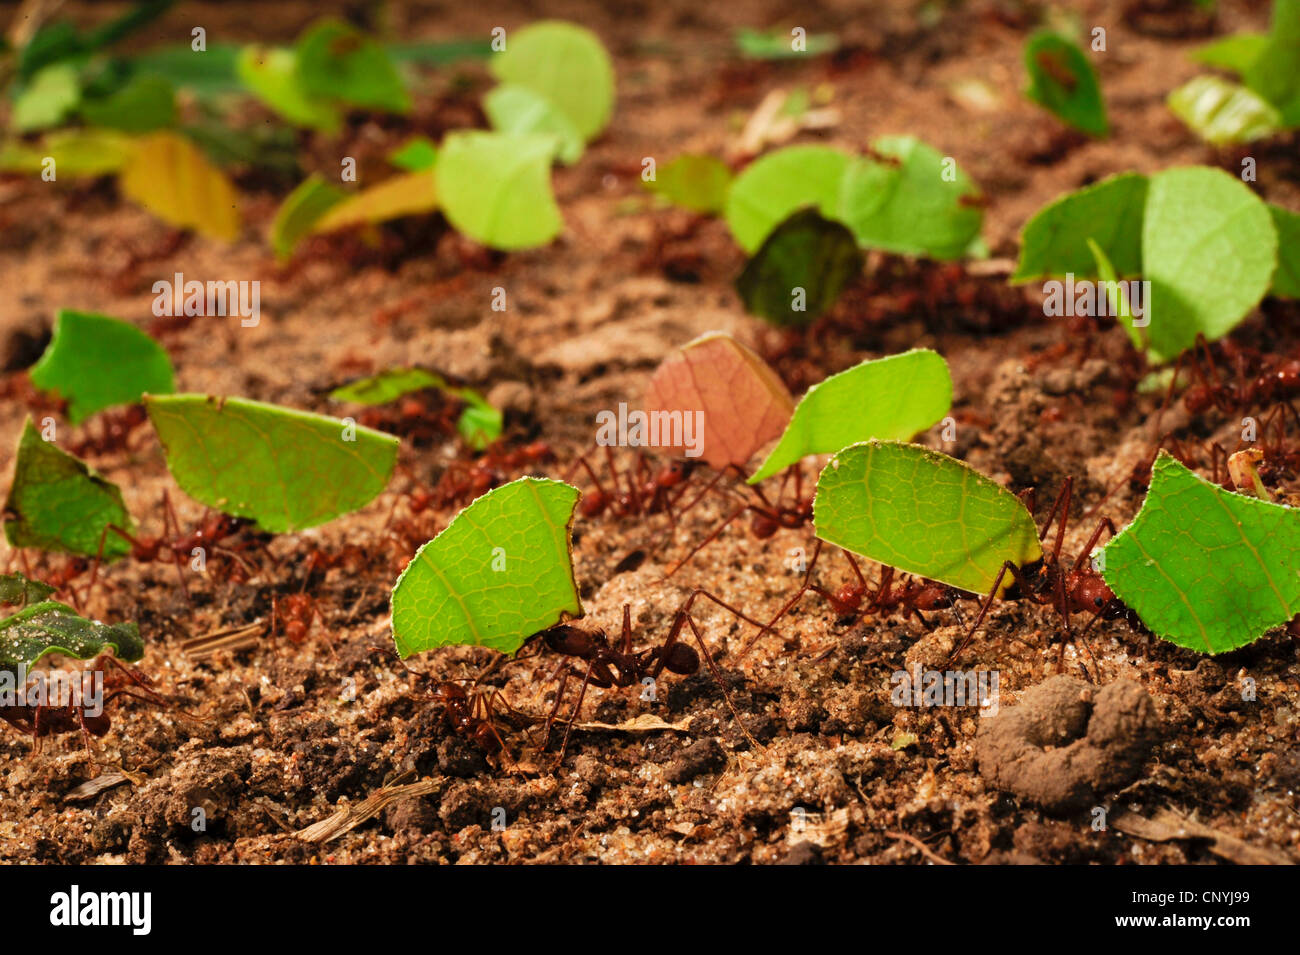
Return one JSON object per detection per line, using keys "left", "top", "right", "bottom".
{"left": 1067, "top": 518, "right": 1118, "bottom": 575}
{"left": 949, "top": 561, "right": 1038, "bottom": 662}
{"left": 663, "top": 501, "right": 751, "bottom": 578}
{"left": 555, "top": 659, "right": 601, "bottom": 763}
{"left": 73, "top": 705, "right": 101, "bottom": 766}
{"left": 1037, "top": 477, "right": 1074, "bottom": 564}
{"left": 734, "top": 539, "right": 826, "bottom": 659}
{"left": 618, "top": 604, "right": 633, "bottom": 656}
{"left": 681, "top": 612, "right": 759, "bottom": 751}
{"left": 572, "top": 456, "right": 616, "bottom": 512}
{"left": 671, "top": 465, "right": 730, "bottom": 518}
{"left": 540, "top": 664, "right": 574, "bottom": 752}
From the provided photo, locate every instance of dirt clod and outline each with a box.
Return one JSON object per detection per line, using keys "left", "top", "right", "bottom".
{"left": 976, "top": 676, "right": 1160, "bottom": 813}
{"left": 664, "top": 738, "right": 726, "bottom": 783}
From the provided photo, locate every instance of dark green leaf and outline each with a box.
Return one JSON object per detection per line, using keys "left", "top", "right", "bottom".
{"left": 79, "top": 73, "right": 176, "bottom": 132}
{"left": 3, "top": 420, "right": 133, "bottom": 559}
{"left": 295, "top": 18, "right": 410, "bottom": 114}
{"left": 734, "top": 208, "right": 863, "bottom": 326}
{"left": 30, "top": 309, "right": 175, "bottom": 424}
{"left": 1024, "top": 31, "right": 1109, "bottom": 136}
{"left": 0, "top": 601, "right": 143, "bottom": 673}
{"left": 0, "top": 574, "right": 56, "bottom": 608}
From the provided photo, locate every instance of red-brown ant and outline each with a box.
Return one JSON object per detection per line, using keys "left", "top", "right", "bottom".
{"left": 567, "top": 447, "right": 698, "bottom": 522}
{"left": 950, "top": 477, "right": 1138, "bottom": 668}
{"left": 1175, "top": 336, "right": 1300, "bottom": 417}
{"left": 0, "top": 654, "right": 176, "bottom": 760}
{"left": 733, "top": 539, "right": 966, "bottom": 659}
{"left": 664, "top": 463, "right": 815, "bottom": 577}
{"left": 64, "top": 405, "right": 150, "bottom": 458}
{"left": 372, "top": 648, "right": 534, "bottom": 764}
{"left": 534, "top": 590, "right": 765, "bottom": 761}
{"left": 271, "top": 593, "right": 318, "bottom": 644}
{"left": 427, "top": 440, "right": 555, "bottom": 511}
{"left": 89, "top": 493, "right": 255, "bottom": 600}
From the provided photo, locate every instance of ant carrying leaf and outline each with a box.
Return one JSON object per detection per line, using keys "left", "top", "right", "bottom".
{"left": 28, "top": 310, "right": 175, "bottom": 426}
{"left": 146, "top": 394, "right": 400, "bottom": 534}
{"left": 1100, "top": 451, "right": 1300, "bottom": 653}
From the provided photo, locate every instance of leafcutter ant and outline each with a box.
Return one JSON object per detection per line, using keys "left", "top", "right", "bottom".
{"left": 534, "top": 589, "right": 765, "bottom": 762}
{"left": 0, "top": 654, "right": 180, "bottom": 761}
{"left": 950, "top": 477, "right": 1138, "bottom": 668}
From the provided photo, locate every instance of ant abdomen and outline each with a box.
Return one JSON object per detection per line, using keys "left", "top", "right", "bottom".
{"left": 656, "top": 642, "right": 699, "bottom": 675}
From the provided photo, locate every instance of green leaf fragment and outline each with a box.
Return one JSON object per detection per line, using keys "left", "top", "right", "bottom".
{"left": 0, "top": 574, "right": 56, "bottom": 608}
{"left": 391, "top": 477, "right": 583, "bottom": 656}
{"left": 388, "top": 136, "right": 439, "bottom": 172}
{"left": 1189, "top": 32, "right": 1268, "bottom": 72}
{"left": 3, "top": 420, "right": 133, "bottom": 559}
{"left": 1086, "top": 238, "right": 1145, "bottom": 351}
{"left": 79, "top": 73, "right": 176, "bottom": 132}
{"left": 30, "top": 309, "right": 175, "bottom": 424}
{"left": 329, "top": 368, "right": 445, "bottom": 405}
{"left": 1167, "top": 75, "right": 1281, "bottom": 145}
{"left": 489, "top": 21, "right": 615, "bottom": 142}
{"left": 145, "top": 395, "right": 398, "bottom": 534}
{"left": 734, "top": 27, "right": 839, "bottom": 59}
{"left": 725, "top": 140, "right": 983, "bottom": 260}
{"left": 12, "top": 63, "right": 80, "bottom": 132}
{"left": 1242, "top": 0, "right": 1300, "bottom": 126}
{"left": 0, "top": 129, "right": 135, "bottom": 177}
{"left": 437, "top": 131, "right": 562, "bottom": 250}
{"left": 269, "top": 174, "right": 346, "bottom": 261}
{"left": 734, "top": 208, "right": 863, "bottom": 326}
{"left": 484, "top": 84, "right": 585, "bottom": 165}
{"left": 0, "top": 601, "right": 143, "bottom": 674}
{"left": 1141, "top": 166, "right": 1276, "bottom": 361}
{"left": 1013, "top": 171, "right": 1148, "bottom": 281}
{"left": 841, "top": 136, "right": 984, "bottom": 260}
{"left": 725, "top": 145, "right": 851, "bottom": 254}
{"left": 1101, "top": 452, "right": 1300, "bottom": 653}
{"left": 1024, "top": 31, "right": 1109, "bottom": 137}
{"left": 329, "top": 368, "right": 502, "bottom": 450}
{"left": 1268, "top": 204, "right": 1300, "bottom": 298}
{"left": 311, "top": 171, "right": 438, "bottom": 234}
{"left": 813, "top": 440, "right": 1043, "bottom": 596}
{"left": 237, "top": 46, "right": 341, "bottom": 132}
{"left": 295, "top": 18, "right": 410, "bottom": 114}
{"left": 646, "top": 154, "right": 732, "bottom": 214}
{"left": 750, "top": 349, "right": 952, "bottom": 484}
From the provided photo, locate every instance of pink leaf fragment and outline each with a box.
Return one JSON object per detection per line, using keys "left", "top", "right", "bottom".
{"left": 644, "top": 332, "right": 794, "bottom": 469}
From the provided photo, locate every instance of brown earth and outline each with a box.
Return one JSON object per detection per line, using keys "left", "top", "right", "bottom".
{"left": 0, "top": 0, "right": 1297, "bottom": 865}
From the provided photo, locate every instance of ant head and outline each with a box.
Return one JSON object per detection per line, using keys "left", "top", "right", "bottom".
{"left": 433, "top": 681, "right": 470, "bottom": 702}
{"left": 656, "top": 459, "right": 695, "bottom": 488}
{"left": 832, "top": 584, "right": 864, "bottom": 612}
{"left": 1183, "top": 383, "right": 1215, "bottom": 415}
{"left": 1070, "top": 573, "right": 1114, "bottom": 615}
